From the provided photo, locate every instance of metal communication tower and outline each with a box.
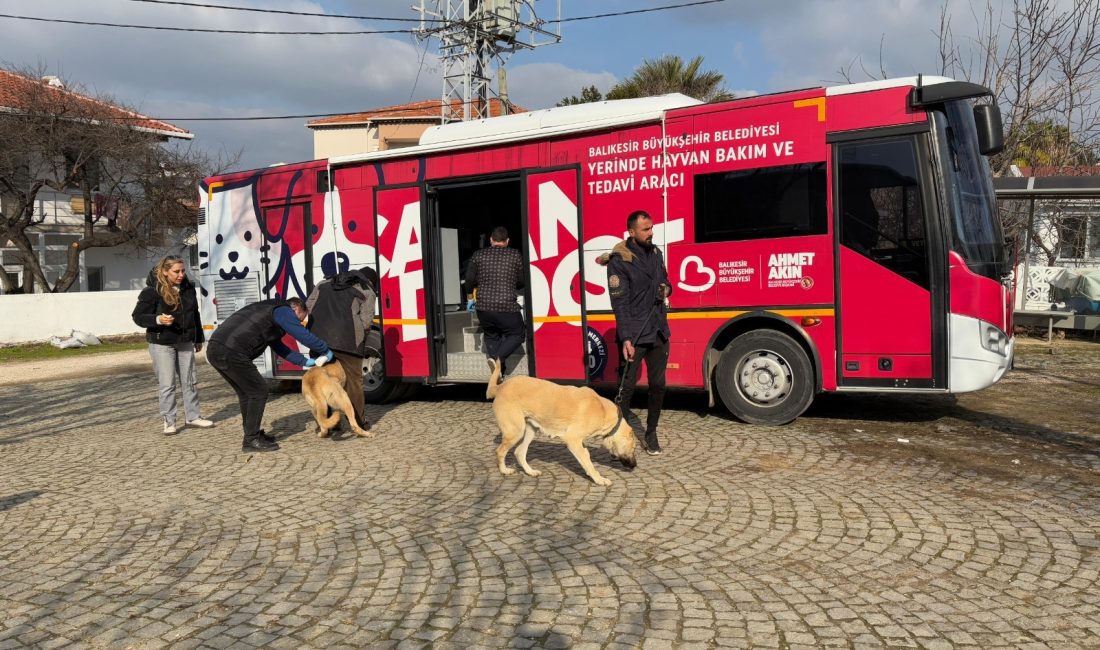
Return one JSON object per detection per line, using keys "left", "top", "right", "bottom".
{"left": 416, "top": 0, "right": 561, "bottom": 123}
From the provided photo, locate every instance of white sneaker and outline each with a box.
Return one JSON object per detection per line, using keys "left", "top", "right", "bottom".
{"left": 186, "top": 418, "right": 215, "bottom": 428}
{"left": 163, "top": 421, "right": 178, "bottom": 435}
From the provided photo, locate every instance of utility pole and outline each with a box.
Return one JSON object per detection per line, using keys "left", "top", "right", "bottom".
{"left": 416, "top": 0, "right": 561, "bottom": 123}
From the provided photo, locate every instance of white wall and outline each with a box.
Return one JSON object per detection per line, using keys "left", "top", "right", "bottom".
{"left": 0, "top": 290, "right": 145, "bottom": 344}
{"left": 83, "top": 245, "right": 186, "bottom": 291}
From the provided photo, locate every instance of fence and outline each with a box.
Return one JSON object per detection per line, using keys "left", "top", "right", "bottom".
{"left": 1015, "top": 263, "right": 1100, "bottom": 311}
{"left": 0, "top": 290, "right": 144, "bottom": 345}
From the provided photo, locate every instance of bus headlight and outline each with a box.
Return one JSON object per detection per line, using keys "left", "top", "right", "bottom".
{"left": 980, "top": 322, "right": 1008, "bottom": 356}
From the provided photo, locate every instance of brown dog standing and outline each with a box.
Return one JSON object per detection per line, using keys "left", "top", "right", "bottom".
{"left": 487, "top": 360, "right": 636, "bottom": 486}
{"left": 302, "top": 363, "right": 372, "bottom": 438}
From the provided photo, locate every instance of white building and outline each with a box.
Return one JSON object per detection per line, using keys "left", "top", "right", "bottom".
{"left": 0, "top": 69, "right": 194, "bottom": 293}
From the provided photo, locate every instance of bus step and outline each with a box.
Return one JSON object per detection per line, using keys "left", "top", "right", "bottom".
{"left": 440, "top": 351, "right": 528, "bottom": 382}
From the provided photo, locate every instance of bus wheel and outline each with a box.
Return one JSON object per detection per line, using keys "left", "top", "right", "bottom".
{"left": 716, "top": 330, "right": 813, "bottom": 425}
{"left": 362, "top": 331, "right": 405, "bottom": 404}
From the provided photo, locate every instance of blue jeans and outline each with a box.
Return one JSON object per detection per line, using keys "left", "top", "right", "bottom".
{"left": 148, "top": 342, "right": 201, "bottom": 426}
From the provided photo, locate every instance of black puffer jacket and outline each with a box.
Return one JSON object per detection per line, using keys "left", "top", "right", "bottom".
{"left": 132, "top": 268, "right": 205, "bottom": 345}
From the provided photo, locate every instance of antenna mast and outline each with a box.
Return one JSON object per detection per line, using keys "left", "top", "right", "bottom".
{"left": 416, "top": 0, "right": 561, "bottom": 123}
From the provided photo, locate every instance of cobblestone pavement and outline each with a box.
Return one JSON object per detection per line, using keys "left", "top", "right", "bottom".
{"left": 1, "top": 344, "right": 1098, "bottom": 649}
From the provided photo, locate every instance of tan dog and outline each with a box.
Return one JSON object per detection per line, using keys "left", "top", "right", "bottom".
{"left": 487, "top": 360, "right": 637, "bottom": 486}
{"left": 302, "top": 363, "right": 372, "bottom": 438}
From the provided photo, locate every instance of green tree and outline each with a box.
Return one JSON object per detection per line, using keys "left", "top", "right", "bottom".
{"left": 556, "top": 85, "right": 604, "bottom": 107}
{"left": 606, "top": 55, "right": 734, "bottom": 102}
{"left": 1011, "top": 120, "right": 1098, "bottom": 170}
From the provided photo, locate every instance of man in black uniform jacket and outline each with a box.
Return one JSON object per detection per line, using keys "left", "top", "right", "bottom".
{"left": 600, "top": 210, "right": 672, "bottom": 455}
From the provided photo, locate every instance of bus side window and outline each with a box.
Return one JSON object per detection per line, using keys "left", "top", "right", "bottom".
{"left": 694, "top": 162, "right": 827, "bottom": 243}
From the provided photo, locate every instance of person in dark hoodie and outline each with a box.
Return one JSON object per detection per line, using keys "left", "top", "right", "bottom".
{"left": 132, "top": 255, "right": 214, "bottom": 435}
{"left": 306, "top": 266, "right": 378, "bottom": 431}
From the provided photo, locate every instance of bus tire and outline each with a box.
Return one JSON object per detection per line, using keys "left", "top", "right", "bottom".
{"left": 362, "top": 330, "right": 405, "bottom": 404}
{"left": 715, "top": 330, "right": 813, "bottom": 425}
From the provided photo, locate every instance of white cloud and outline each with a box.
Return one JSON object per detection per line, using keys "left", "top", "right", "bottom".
{"left": 506, "top": 63, "right": 618, "bottom": 110}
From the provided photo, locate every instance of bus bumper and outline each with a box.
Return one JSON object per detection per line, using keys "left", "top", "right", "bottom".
{"left": 948, "top": 313, "right": 1013, "bottom": 393}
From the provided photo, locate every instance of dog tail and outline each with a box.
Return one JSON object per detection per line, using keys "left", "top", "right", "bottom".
{"left": 486, "top": 358, "right": 502, "bottom": 400}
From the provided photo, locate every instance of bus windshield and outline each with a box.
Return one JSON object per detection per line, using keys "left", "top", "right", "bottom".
{"left": 933, "top": 100, "right": 1007, "bottom": 280}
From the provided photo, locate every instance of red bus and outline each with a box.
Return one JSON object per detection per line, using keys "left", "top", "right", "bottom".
{"left": 198, "top": 75, "right": 1013, "bottom": 425}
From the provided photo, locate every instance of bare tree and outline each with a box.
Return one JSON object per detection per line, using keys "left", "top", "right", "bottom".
{"left": 938, "top": 0, "right": 1100, "bottom": 175}
{"left": 0, "top": 66, "right": 230, "bottom": 293}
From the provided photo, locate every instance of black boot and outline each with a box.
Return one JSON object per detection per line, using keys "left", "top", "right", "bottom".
{"left": 242, "top": 434, "right": 279, "bottom": 452}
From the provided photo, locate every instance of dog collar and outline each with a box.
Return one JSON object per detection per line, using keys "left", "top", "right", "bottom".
{"left": 600, "top": 410, "right": 624, "bottom": 439}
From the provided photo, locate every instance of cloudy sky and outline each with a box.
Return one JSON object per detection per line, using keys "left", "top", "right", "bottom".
{"left": 1, "top": 0, "right": 989, "bottom": 170}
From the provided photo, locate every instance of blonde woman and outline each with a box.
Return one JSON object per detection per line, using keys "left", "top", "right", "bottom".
{"left": 132, "top": 255, "right": 214, "bottom": 434}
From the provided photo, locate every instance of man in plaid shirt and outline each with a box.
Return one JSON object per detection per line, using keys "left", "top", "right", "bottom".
{"left": 465, "top": 226, "right": 525, "bottom": 376}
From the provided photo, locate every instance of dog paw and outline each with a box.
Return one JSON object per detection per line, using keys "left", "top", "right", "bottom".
{"left": 317, "top": 429, "right": 330, "bottom": 438}
{"left": 356, "top": 430, "right": 374, "bottom": 438}
{"left": 500, "top": 466, "right": 516, "bottom": 476}
{"left": 593, "top": 476, "right": 612, "bottom": 486}
{"left": 524, "top": 469, "right": 542, "bottom": 477}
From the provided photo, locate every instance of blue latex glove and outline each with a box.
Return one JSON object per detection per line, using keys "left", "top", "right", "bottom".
{"left": 325, "top": 350, "right": 335, "bottom": 363}
{"left": 303, "top": 358, "right": 317, "bottom": 368}
{"left": 466, "top": 299, "right": 476, "bottom": 312}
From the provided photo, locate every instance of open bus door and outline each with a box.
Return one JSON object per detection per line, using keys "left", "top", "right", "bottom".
{"left": 525, "top": 167, "right": 587, "bottom": 381}
{"left": 375, "top": 184, "right": 430, "bottom": 382}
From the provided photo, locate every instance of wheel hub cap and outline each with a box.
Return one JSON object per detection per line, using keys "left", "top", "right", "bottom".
{"left": 738, "top": 352, "right": 791, "bottom": 405}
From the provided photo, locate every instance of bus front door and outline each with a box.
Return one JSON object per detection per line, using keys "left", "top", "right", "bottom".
{"left": 835, "top": 135, "right": 945, "bottom": 389}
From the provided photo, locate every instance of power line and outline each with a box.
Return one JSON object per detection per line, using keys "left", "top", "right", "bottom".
{"left": 0, "top": 13, "right": 427, "bottom": 35}
{"left": 0, "top": 1, "right": 731, "bottom": 36}
{"left": 556, "top": 0, "right": 728, "bottom": 23}
{"left": 124, "top": 0, "right": 727, "bottom": 24}
{"left": 123, "top": 0, "right": 428, "bottom": 22}
{"left": 75, "top": 99, "right": 502, "bottom": 122}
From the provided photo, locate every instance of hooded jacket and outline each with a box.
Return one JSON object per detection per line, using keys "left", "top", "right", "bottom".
{"left": 132, "top": 268, "right": 205, "bottom": 345}
{"left": 306, "top": 269, "right": 377, "bottom": 357}
{"left": 598, "top": 238, "right": 671, "bottom": 346}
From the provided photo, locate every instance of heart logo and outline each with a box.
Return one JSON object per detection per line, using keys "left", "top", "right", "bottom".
{"left": 677, "top": 255, "right": 716, "bottom": 292}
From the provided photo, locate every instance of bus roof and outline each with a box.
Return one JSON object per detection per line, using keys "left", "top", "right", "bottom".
{"left": 328, "top": 93, "right": 701, "bottom": 166}
{"left": 320, "top": 76, "right": 977, "bottom": 169}
{"left": 826, "top": 75, "right": 955, "bottom": 96}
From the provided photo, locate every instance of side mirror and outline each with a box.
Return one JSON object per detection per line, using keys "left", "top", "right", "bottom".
{"left": 974, "top": 104, "right": 1004, "bottom": 155}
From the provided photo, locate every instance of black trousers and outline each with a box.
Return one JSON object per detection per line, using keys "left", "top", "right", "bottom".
{"left": 617, "top": 338, "right": 669, "bottom": 434}
{"left": 477, "top": 310, "right": 525, "bottom": 369}
{"left": 206, "top": 341, "right": 268, "bottom": 443}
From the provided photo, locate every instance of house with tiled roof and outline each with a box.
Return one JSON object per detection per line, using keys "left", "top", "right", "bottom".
{"left": 307, "top": 98, "right": 521, "bottom": 159}
{"left": 0, "top": 69, "right": 193, "bottom": 293}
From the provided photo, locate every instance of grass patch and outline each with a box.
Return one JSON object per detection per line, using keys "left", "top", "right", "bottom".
{"left": 0, "top": 334, "right": 148, "bottom": 364}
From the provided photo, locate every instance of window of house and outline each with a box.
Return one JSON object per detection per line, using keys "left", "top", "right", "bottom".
{"left": 1058, "top": 214, "right": 1089, "bottom": 260}
{"left": 694, "top": 162, "right": 827, "bottom": 243}
{"left": 1, "top": 270, "right": 18, "bottom": 292}
{"left": 1090, "top": 213, "right": 1100, "bottom": 259}
{"left": 87, "top": 266, "right": 105, "bottom": 292}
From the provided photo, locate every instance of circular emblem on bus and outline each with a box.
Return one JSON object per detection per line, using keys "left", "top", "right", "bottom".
{"left": 800, "top": 276, "right": 815, "bottom": 290}
{"left": 586, "top": 327, "right": 608, "bottom": 380}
